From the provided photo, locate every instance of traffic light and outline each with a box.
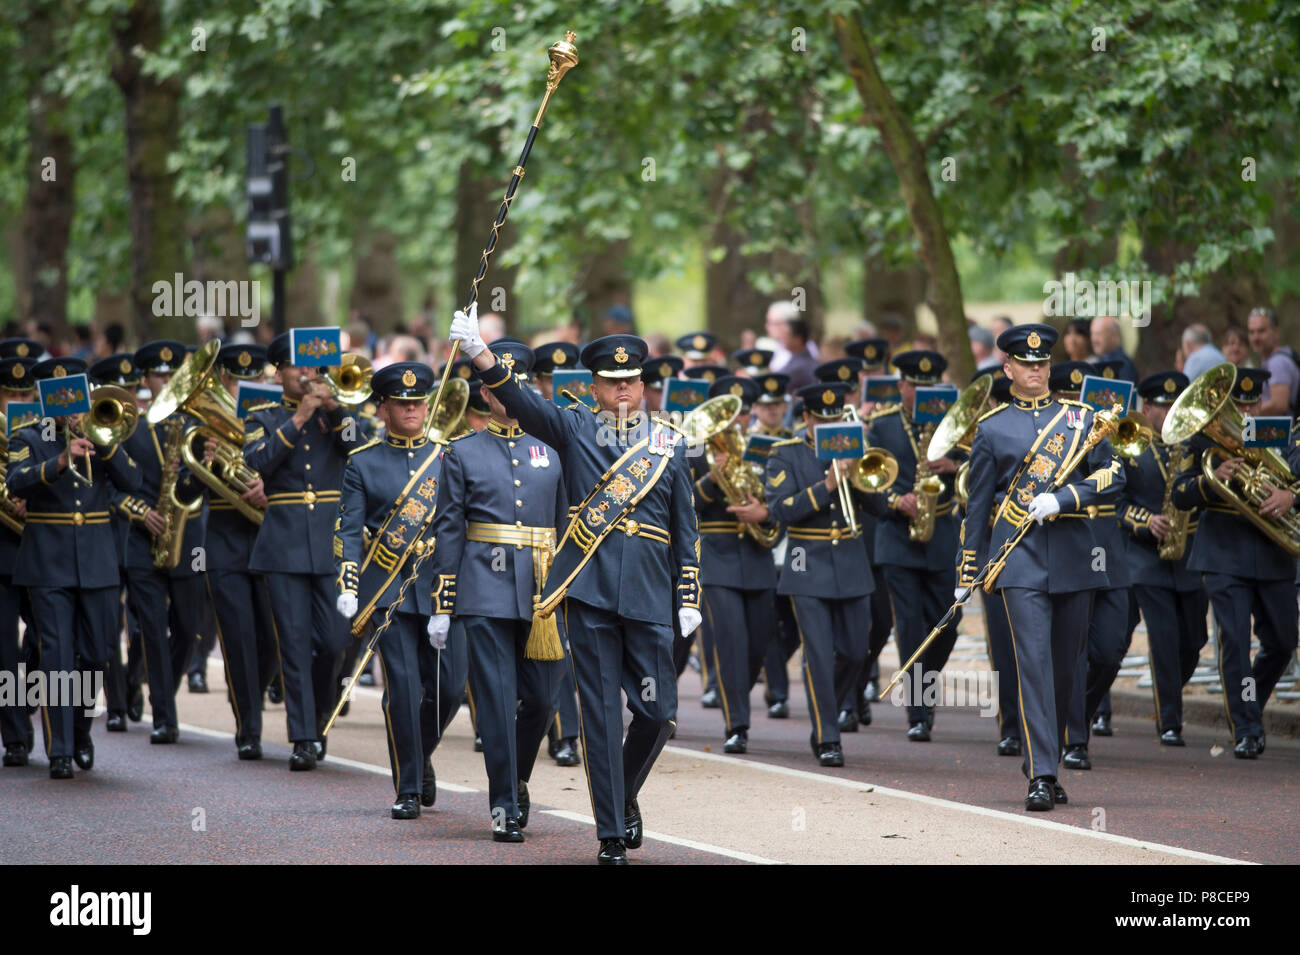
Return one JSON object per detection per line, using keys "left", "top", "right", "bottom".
{"left": 245, "top": 105, "right": 293, "bottom": 270}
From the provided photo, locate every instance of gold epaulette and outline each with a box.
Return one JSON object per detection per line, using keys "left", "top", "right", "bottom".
{"left": 770, "top": 436, "right": 804, "bottom": 448}
{"left": 1059, "top": 398, "right": 1091, "bottom": 410}
{"left": 865, "top": 405, "right": 900, "bottom": 420}
{"left": 976, "top": 403, "right": 1008, "bottom": 424}
{"left": 348, "top": 438, "right": 381, "bottom": 456}
{"left": 246, "top": 400, "right": 280, "bottom": 414}
{"left": 450, "top": 429, "right": 475, "bottom": 441}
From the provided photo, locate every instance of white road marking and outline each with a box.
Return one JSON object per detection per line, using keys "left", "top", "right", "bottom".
{"left": 663, "top": 745, "right": 1250, "bottom": 865}
{"left": 541, "top": 810, "right": 781, "bottom": 865}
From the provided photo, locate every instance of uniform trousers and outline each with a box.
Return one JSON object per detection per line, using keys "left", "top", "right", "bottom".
{"left": 28, "top": 585, "right": 118, "bottom": 759}
{"left": 207, "top": 570, "right": 274, "bottom": 744}
{"left": 1135, "top": 584, "right": 1208, "bottom": 734}
{"left": 563, "top": 598, "right": 676, "bottom": 842}
{"left": 882, "top": 565, "right": 961, "bottom": 726}
{"left": 789, "top": 594, "right": 870, "bottom": 746}
{"left": 982, "top": 589, "right": 1020, "bottom": 741}
{"left": 1065, "top": 586, "right": 1131, "bottom": 747}
{"left": 1000, "top": 587, "right": 1092, "bottom": 780}
{"left": 1204, "top": 573, "right": 1297, "bottom": 740}
{"left": 264, "top": 572, "right": 350, "bottom": 742}
{"left": 0, "top": 574, "right": 34, "bottom": 749}
{"left": 703, "top": 585, "right": 775, "bottom": 734}
{"left": 124, "top": 568, "right": 179, "bottom": 731}
{"left": 463, "top": 614, "right": 563, "bottom": 819}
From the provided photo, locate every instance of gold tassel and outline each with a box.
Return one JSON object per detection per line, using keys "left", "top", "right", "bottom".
{"left": 524, "top": 540, "right": 564, "bottom": 661}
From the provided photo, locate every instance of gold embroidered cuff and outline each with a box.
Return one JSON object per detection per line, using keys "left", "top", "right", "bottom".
{"left": 337, "top": 560, "right": 359, "bottom": 596}
{"left": 434, "top": 574, "right": 456, "bottom": 614}
{"left": 677, "top": 565, "right": 700, "bottom": 610}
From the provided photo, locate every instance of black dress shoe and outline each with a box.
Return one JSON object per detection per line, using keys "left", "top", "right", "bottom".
{"left": 49, "top": 756, "right": 74, "bottom": 780}
{"left": 266, "top": 682, "right": 284, "bottom": 705}
{"left": 767, "top": 700, "right": 789, "bottom": 719}
{"left": 73, "top": 732, "right": 94, "bottom": 770}
{"left": 553, "top": 738, "right": 580, "bottom": 766}
{"left": 724, "top": 730, "right": 748, "bottom": 754}
{"left": 1053, "top": 781, "right": 1068, "bottom": 804}
{"left": 700, "top": 688, "right": 720, "bottom": 709}
{"left": 517, "top": 780, "right": 530, "bottom": 829}
{"left": 1091, "top": 714, "right": 1112, "bottom": 736}
{"left": 289, "top": 741, "right": 317, "bottom": 771}
{"left": 1160, "top": 729, "right": 1185, "bottom": 747}
{"left": 597, "top": 838, "right": 628, "bottom": 865}
{"left": 150, "top": 726, "right": 178, "bottom": 744}
{"left": 997, "top": 736, "right": 1021, "bottom": 756}
{"left": 421, "top": 759, "right": 436, "bottom": 807}
{"left": 358, "top": 671, "right": 376, "bottom": 687}
{"left": 493, "top": 817, "right": 524, "bottom": 842}
{"left": 238, "top": 739, "right": 263, "bottom": 761}
{"left": 312, "top": 738, "right": 326, "bottom": 761}
{"left": 1233, "top": 736, "right": 1261, "bottom": 759}
{"left": 1025, "top": 777, "right": 1054, "bottom": 811}
{"left": 857, "top": 701, "right": 872, "bottom": 727}
{"left": 391, "top": 795, "right": 420, "bottom": 819}
{"left": 3, "top": 743, "right": 29, "bottom": 767}
{"left": 837, "top": 709, "right": 859, "bottom": 733}
{"left": 474, "top": 735, "right": 483, "bottom": 753}
{"left": 1062, "top": 744, "right": 1091, "bottom": 770}
{"left": 187, "top": 671, "right": 209, "bottom": 694}
{"left": 624, "top": 799, "right": 643, "bottom": 849}
{"left": 815, "top": 741, "right": 844, "bottom": 767}
{"left": 906, "top": 721, "right": 931, "bottom": 742}
{"left": 547, "top": 735, "right": 559, "bottom": 758}
{"left": 1258, "top": 733, "right": 1265, "bottom": 754}
{"left": 106, "top": 713, "right": 127, "bottom": 733}
{"left": 339, "top": 699, "right": 350, "bottom": 717}
{"left": 126, "top": 684, "right": 144, "bottom": 722}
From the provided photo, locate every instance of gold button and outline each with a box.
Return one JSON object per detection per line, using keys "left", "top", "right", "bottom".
{"left": 512, "top": 459, "right": 519, "bottom": 466}
{"left": 515, "top": 520, "right": 523, "bottom": 528}
{"left": 514, "top": 479, "right": 521, "bottom": 487}
{"left": 408, "top": 451, "right": 414, "bottom": 458}
{"left": 625, "top": 519, "right": 640, "bottom": 537}
{"left": 409, "top": 470, "right": 416, "bottom": 476}
{"left": 304, "top": 490, "right": 317, "bottom": 504}
{"left": 515, "top": 499, "right": 522, "bottom": 507}
{"left": 831, "top": 539, "right": 838, "bottom": 547}
{"left": 308, "top": 505, "right": 315, "bottom": 511}
{"left": 1033, "top": 411, "right": 1040, "bottom": 418}
{"left": 305, "top": 463, "right": 312, "bottom": 470}
{"left": 75, "top": 500, "right": 81, "bottom": 506}
{"left": 304, "top": 444, "right": 310, "bottom": 450}
{"left": 509, "top": 441, "right": 516, "bottom": 449}
{"left": 516, "top": 544, "right": 523, "bottom": 551}
{"left": 73, "top": 512, "right": 84, "bottom": 526}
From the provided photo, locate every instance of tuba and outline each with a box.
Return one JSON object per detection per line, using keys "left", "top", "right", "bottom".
{"left": 1162, "top": 362, "right": 1300, "bottom": 557}
{"left": 927, "top": 376, "right": 991, "bottom": 510}
{"left": 150, "top": 339, "right": 264, "bottom": 525}
{"left": 1156, "top": 442, "right": 1192, "bottom": 561}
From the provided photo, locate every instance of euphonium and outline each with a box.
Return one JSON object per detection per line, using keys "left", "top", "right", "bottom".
{"left": 680, "top": 395, "right": 777, "bottom": 546}
{"left": 151, "top": 340, "right": 264, "bottom": 525}
{"left": 325, "top": 354, "right": 373, "bottom": 405}
{"left": 0, "top": 415, "right": 23, "bottom": 535}
{"left": 427, "top": 376, "right": 469, "bottom": 443}
{"left": 1113, "top": 411, "right": 1153, "bottom": 462}
{"left": 926, "top": 376, "right": 991, "bottom": 512}
{"left": 1157, "top": 442, "right": 1192, "bottom": 561}
{"left": 1162, "top": 362, "right": 1300, "bottom": 558}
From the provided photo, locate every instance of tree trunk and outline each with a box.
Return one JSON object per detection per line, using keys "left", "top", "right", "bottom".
{"left": 111, "top": 0, "right": 189, "bottom": 342}
{"left": 833, "top": 12, "right": 971, "bottom": 381}
{"left": 187, "top": 205, "right": 250, "bottom": 338}
{"left": 349, "top": 228, "right": 403, "bottom": 333}
{"left": 571, "top": 238, "right": 632, "bottom": 340}
{"left": 287, "top": 256, "right": 323, "bottom": 330}
{"left": 862, "top": 255, "right": 928, "bottom": 333}
{"left": 5, "top": 221, "right": 29, "bottom": 330}
{"left": 453, "top": 143, "right": 519, "bottom": 334}
{"left": 20, "top": 0, "right": 76, "bottom": 341}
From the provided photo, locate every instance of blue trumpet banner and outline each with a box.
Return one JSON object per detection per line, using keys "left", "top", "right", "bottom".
{"left": 743, "top": 433, "right": 780, "bottom": 464}
{"left": 6, "top": 401, "right": 42, "bottom": 435}
{"left": 1079, "top": 375, "right": 1134, "bottom": 416}
{"left": 814, "top": 422, "right": 865, "bottom": 461}
{"left": 289, "top": 327, "right": 342, "bottom": 367}
{"left": 661, "top": 377, "right": 706, "bottom": 413}
{"left": 38, "top": 373, "right": 91, "bottom": 418}
{"left": 235, "top": 382, "right": 284, "bottom": 419}
{"left": 863, "top": 375, "right": 901, "bottom": 404}
{"left": 913, "top": 385, "right": 956, "bottom": 425}
{"left": 1243, "top": 416, "right": 1291, "bottom": 449}
{"left": 552, "top": 369, "right": 596, "bottom": 408}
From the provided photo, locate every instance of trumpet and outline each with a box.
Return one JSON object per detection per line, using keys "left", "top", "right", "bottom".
{"left": 836, "top": 405, "right": 899, "bottom": 536}
{"left": 323, "top": 354, "right": 373, "bottom": 405}
{"left": 1162, "top": 362, "right": 1300, "bottom": 556}
{"left": 66, "top": 386, "right": 141, "bottom": 487}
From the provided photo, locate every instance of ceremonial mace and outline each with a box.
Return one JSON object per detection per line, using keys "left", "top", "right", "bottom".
{"left": 323, "top": 32, "right": 579, "bottom": 738}
{"left": 877, "top": 404, "right": 1121, "bottom": 701}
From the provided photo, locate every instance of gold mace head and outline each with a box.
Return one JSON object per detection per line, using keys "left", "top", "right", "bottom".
{"left": 547, "top": 31, "right": 579, "bottom": 85}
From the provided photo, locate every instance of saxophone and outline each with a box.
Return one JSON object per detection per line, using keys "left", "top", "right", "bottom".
{"left": 151, "top": 418, "right": 203, "bottom": 569}
{"left": 0, "top": 417, "right": 24, "bottom": 536}
{"left": 1157, "top": 442, "right": 1191, "bottom": 561}
{"left": 909, "top": 421, "right": 943, "bottom": 543}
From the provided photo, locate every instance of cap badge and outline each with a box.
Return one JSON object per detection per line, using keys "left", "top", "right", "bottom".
{"left": 750, "top": 353, "right": 763, "bottom": 365}
{"left": 821, "top": 388, "right": 835, "bottom": 406}
{"left": 919, "top": 357, "right": 932, "bottom": 373}
{"left": 401, "top": 369, "right": 417, "bottom": 388}
{"left": 120, "top": 358, "right": 132, "bottom": 374}
{"left": 238, "top": 351, "right": 252, "bottom": 368}
{"left": 53, "top": 364, "right": 66, "bottom": 378}
{"left": 500, "top": 351, "right": 516, "bottom": 370}
{"left": 160, "top": 346, "right": 173, "bottom": 362}
{"left": 1070, "top": 369, "right": 1082, "bottom": 385}
{"left": 614, "top": 346, "right": 628, "bottom": 365}
{"left": 836, "top": 365, "right": 850, "bottom": 380}
{"left": 659, "top": 362, "right": 672, "bottom": 378}
{"left": 692, "top": 335, "right": 707, "bottom": 351}
{"left": 457, "top": 366, "right": 471, "bottom": 379}
{"left": 1103, "top": 368, "right": 1115, "bottom": 379}
{"left": 1026, "top": 331, "right": 1042, "bottom": 350}
{"left": 730, "top": 382, "right": 744, "bottom": 397}
{"left": 1164, "top": 378, "right": 1176, "bottom": 393}
{"left": 1242, "top": 378, "right": 1254, "bottom": 392}
{"left": 12, "top": 365, "right": 23, "bottom": 379}
{"left": 765, "top": 377, "right": 779, "bottom": 392}
{"left": 552, "top": 348, "right": 566, "bottom": 365}
{"left": 16, "top": 344, "right": 28, "bottom": 357}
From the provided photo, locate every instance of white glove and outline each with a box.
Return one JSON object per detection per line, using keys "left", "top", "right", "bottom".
{"left": 336, "top": 593, "right": 358, "bottom": 619}
{"left": 1026, "top": 492, "right": 1061, "bottom": 525}
{"left": 427, "top": 614, "right": 451, "bottom": 649}
{"left": 954, "top": 586, "right": 970, "bottom": 602}
{"left": 678, "top": 607, "right": 702, "bottom": 638}
{"left": 449, "top": 302, "right": 486, "bottom": 359}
